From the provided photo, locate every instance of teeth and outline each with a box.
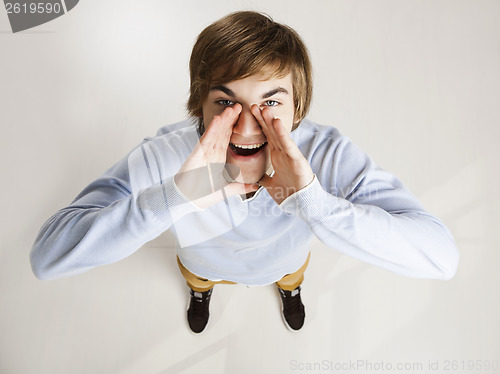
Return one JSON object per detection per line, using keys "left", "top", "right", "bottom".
{"left": 232, "top": 143, "right": 265, "bottom": 149}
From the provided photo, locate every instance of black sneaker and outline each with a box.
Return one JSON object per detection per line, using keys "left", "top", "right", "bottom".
{"left": 278, "top": 286, "right": 305, "bottom": 331}
{"left": 187, "top": 288, "right": 213, "bottom": 333}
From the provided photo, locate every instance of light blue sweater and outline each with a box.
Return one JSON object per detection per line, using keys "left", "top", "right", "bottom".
{"left": 31, "top": 118, "right": 459, "bottom": 284}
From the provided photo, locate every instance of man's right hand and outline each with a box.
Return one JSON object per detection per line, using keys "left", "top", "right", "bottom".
{"left": 174, "top": 103, "right": 259, "bottom": 209}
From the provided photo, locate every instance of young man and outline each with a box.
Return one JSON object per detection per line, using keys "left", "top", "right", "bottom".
{"left": 31, "top": 11, "right": 459, "bottom": 333}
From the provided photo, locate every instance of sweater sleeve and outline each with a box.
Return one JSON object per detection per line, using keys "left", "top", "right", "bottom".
{"left": 280, "top": 137, "right": 459, "bottom": 280}
{"left": 30, "top": 142, "right": 200, "bottom": 280}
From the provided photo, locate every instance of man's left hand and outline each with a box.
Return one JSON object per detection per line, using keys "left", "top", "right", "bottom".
{"left": 251, "top": 104, "right": 314, "bottom": 205}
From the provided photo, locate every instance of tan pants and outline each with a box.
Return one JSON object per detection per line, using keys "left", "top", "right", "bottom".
{"left": 177, "top": 252, "right": 310, "bottom": 292}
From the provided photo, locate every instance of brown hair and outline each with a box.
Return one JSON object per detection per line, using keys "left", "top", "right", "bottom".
{"left": 187, "top": 11, "right": 312, "bottom": 130}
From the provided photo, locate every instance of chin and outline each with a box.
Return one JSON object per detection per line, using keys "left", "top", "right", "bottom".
{"left": 225, "top": 148, "right": 270, "bottom": 184}
{"left": 223, "top": 164, "right": 264, "bottom": 183}
{"left": 233, "top": 172, "right": 265, "bottom": 184}
{"left": 224, "top": 160, "right": 271, "bottom": 184}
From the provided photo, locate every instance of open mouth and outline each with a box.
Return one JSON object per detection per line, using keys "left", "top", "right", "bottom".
{"left": 229, "top": 142, "right": 267, "bottom": 156}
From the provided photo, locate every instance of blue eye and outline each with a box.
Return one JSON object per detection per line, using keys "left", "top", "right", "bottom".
{"left": 217, "top": 100, "right": 235, "bottom": 107}
{"left": 264, "top": 100, "right": 279, "bottom": 107}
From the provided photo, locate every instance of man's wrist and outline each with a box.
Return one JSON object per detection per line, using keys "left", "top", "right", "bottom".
{"left": 279, "top": 176, "right": 336, "bottom": 224}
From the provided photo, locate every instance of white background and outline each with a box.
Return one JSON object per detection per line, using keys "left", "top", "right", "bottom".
{"left": 1, "top": 1, "right": 499, "bottom": 373}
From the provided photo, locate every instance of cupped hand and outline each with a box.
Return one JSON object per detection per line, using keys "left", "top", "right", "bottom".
{"left": 175, "top": 104, "right": 259, "bottom": 208}
{"left": 250, "top": 104, "right": 314, "bottom": 205}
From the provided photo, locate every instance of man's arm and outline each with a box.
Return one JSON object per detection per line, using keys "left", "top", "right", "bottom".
{"left": 31, "top": 107, "right": 258, "bottom": 280}
{"left": 253, "top": 106, "right": 459, "bottom": 280}
{"left": 30, "top": 153, "right": 199, "bottom": 280}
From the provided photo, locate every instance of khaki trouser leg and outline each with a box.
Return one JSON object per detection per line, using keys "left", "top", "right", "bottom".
{"left": 176, "top": 257, "right": 236, "bottom": 293}
{"left": 275, "top": 252, "right": 311, "bottom": 291}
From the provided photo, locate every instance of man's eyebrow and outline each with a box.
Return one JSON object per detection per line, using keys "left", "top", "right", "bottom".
{"left": 209, "top": 85, "right": 290, "bottom": 99}
{"left": 261, "top": 87, "right": 289, "bottom": 99}
{"left": 210, "top": 85, "right": 235, "bottom": 97}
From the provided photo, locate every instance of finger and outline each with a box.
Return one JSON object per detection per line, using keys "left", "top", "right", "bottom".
{"left": 260, "top": 107, "right": 285, "bottom": 152}
{"left": 206, "top": 104, "right": 241, "bottom": 133}
{"left": 203, "top": 104, "right": 242, "bottom": 146}
{"left": 200, "top": 114, "right": 222, "bottom": 145}
{"left": 219, "top": 104, "right": 242, "bottom": 146}
{"left": 260, "top": 107, "right": 302, "bottom": 159}
{"left": 260, "top": 108, "right": 287, "bottom": 147}
{"left": 216, "top": 104, "right": 241, "bottom": 135}
{"left": 271, "top": 117, "right": 303, "bottom": 158}
{"left": 250, "top": 105, "right": 279, "bottom": 151}
{"left": 249, "top": 104, "right": 271, "bottom": 139}
{"left": 217, "top": 103, "right": 242, "bottom": 132}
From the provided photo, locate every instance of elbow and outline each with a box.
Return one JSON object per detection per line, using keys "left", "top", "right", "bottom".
{"left": 31, "top": 267, "right": 51, "bottom": 281}
{"left": 30, "top": 252, "right": 55, "bottom": 281}
{"left": 440, "top": 254, "right": 459, "bottom": 281}
{"left": 30, "top": 245, "right": 89, "bottom": 280}
{"left": 30, "top": 258, "right": 74, "bottom": 281}
{"left": 30, "top": 245, "right": 66, "bottom": 281}
{"left": 433, "top": 242, "right": 460, "bottom": 281}
{"left": 420, "top": 218, "right": 460, "bottom": 281}
{"left": 31, "top": 265, "right": 49, "bottom": 281}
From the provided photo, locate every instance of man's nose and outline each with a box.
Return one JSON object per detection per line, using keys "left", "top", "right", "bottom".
{"left": 232, "top": 107, "right": 262, "bottom": 136}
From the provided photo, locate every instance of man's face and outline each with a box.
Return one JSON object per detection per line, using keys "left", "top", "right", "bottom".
{"left": 201, "top": 70, "right": 295, "bottom": 183}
